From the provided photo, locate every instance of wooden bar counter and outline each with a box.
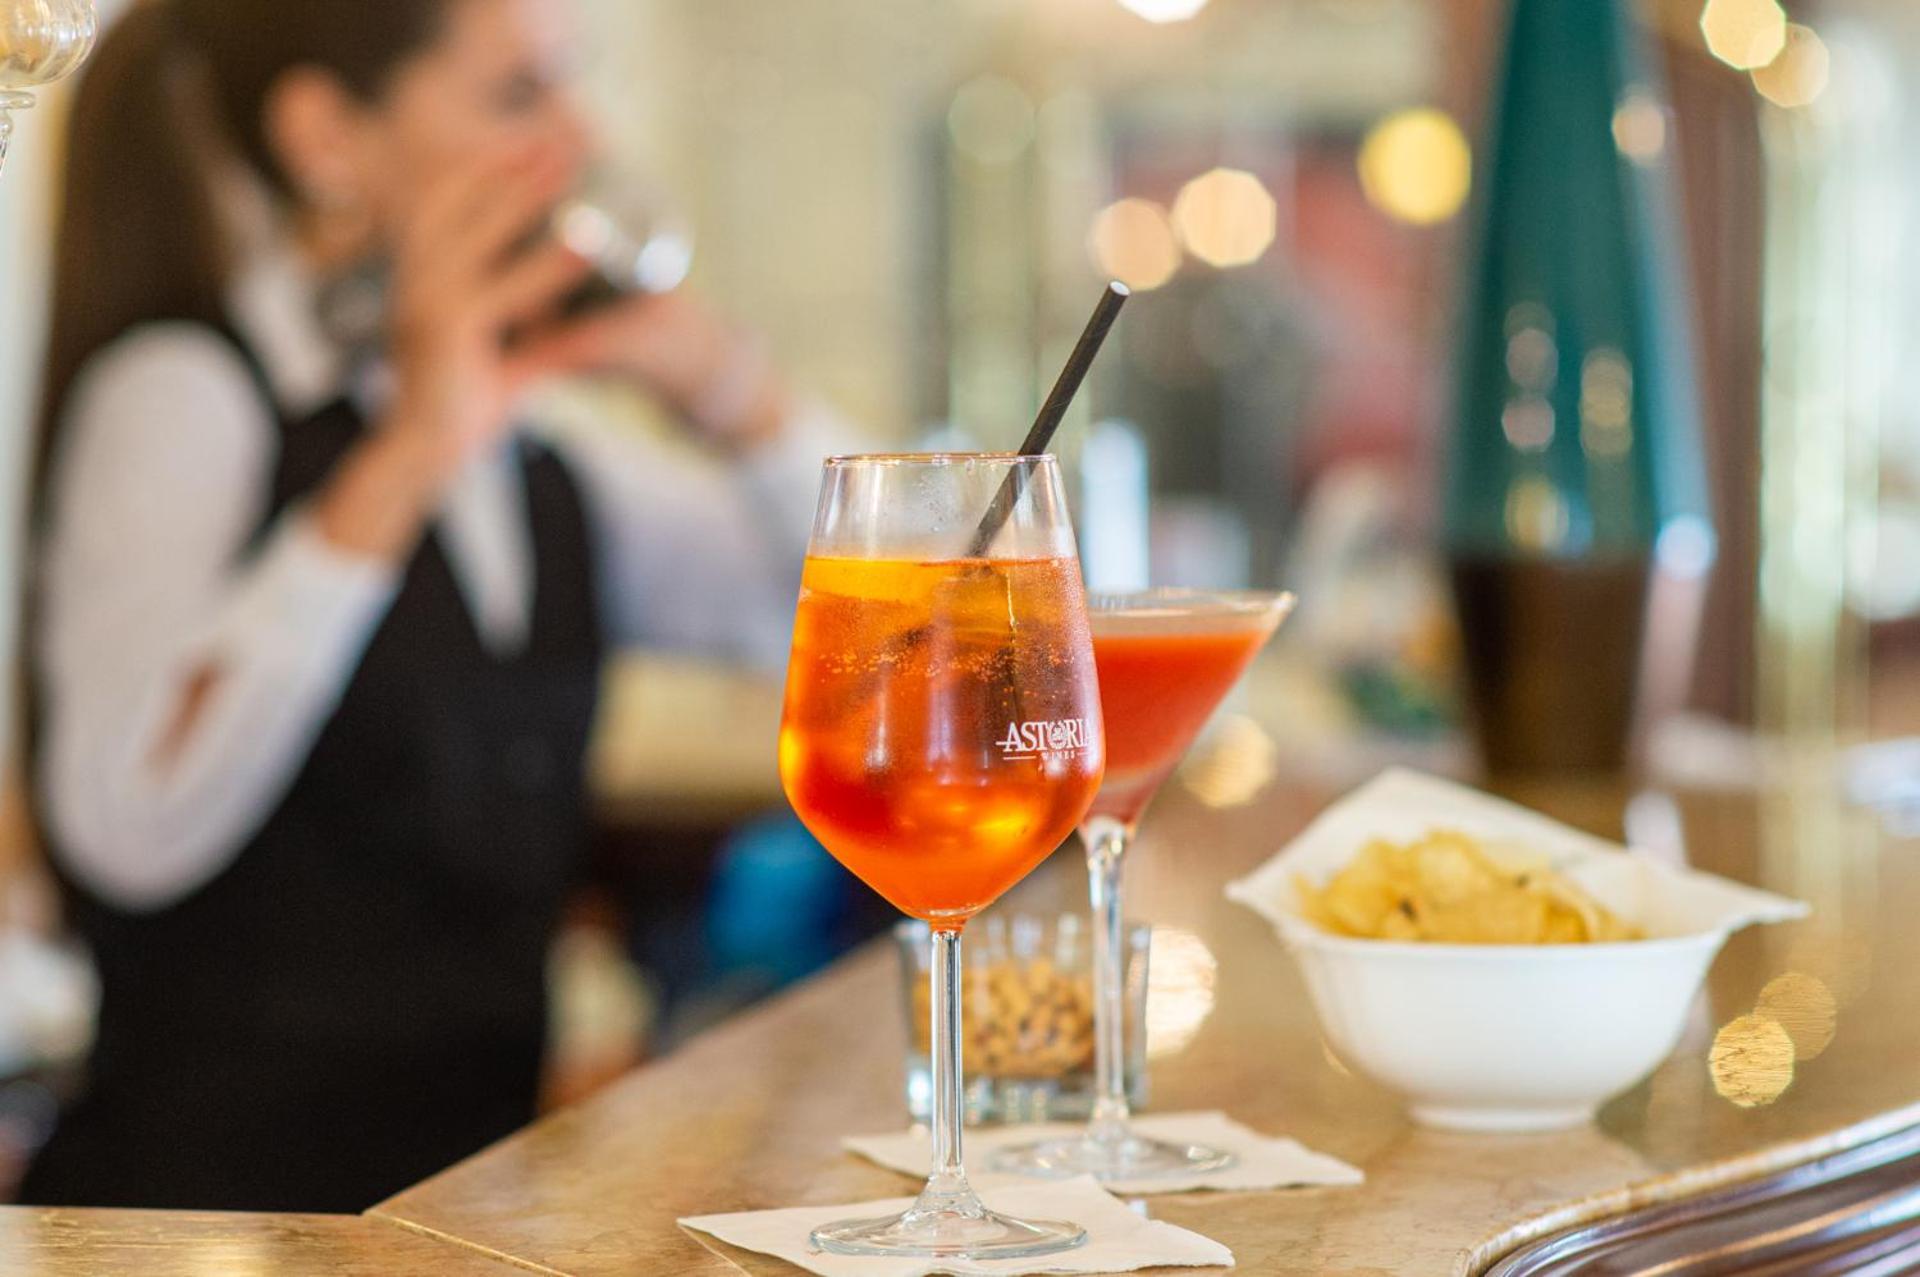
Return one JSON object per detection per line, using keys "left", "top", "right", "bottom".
{"left": 0, "top": 1209, "right": 526, "bottom": 1274}
{"left": 8, "top": 769, "right": 1917, "bottom": 1273}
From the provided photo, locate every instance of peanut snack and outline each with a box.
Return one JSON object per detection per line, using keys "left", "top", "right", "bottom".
{"left": 913, "top": 956, "right": 1098, "bottom": 1079}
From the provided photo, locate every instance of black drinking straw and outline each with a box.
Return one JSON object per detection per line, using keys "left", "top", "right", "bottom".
{"left": 965, "top": 281, "right": 1131, "bottom": 557}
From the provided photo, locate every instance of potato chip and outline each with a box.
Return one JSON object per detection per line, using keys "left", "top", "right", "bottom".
{"left": 1294, "top": 829, "right": 1643, "bottom": 945}
{"left": 1538, "top": 905, "right": 1589, "bottom": 945}
{"left": 1532, "top": 873, "right": 1603, "bottom": 941}
{"left": 1408, "top": 832, "right": 1501, "bottom": 905}
{"left": 1416, "top": 890, "right": 1550, "bottom": 945}
{"left": 1300, "top": 841, "right": 1402, "bottom": 936}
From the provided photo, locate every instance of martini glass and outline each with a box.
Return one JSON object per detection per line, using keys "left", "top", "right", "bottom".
{"left": 992, "top": 589, "right": 1293, "bottom": 1181}
{"left": 779, "top": 454, "right": 1105, "bottom": 1258}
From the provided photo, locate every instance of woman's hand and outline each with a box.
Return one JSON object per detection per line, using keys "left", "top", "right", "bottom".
{"left": 521, "top": 288, "right": 794, "bottom": 450}
{"left": 385, "top": 146, "right": 592, "bottom": 475}
{"left": 314, "top": 147, "right": 591, "bottom": 561}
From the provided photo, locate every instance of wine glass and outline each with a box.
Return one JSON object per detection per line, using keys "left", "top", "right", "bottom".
{"left": 993, "top": 589, "right": 1293, "bottom": 1181}
{"left": 779, "top": 453, "right": 1105, "bottom": 1259}
{"left": 0, "top": 0, "right": 98, "bottom": 174}
{"left": 549, "top": 171, "right": 695, "bottom": 306}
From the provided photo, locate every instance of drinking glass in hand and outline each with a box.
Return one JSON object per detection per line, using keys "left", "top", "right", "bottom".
{"left": 549, "top": 174, "right": 694, "bottom": 310}
{"left": 779, "top": 454, "right": 1105, "bottom": 1259}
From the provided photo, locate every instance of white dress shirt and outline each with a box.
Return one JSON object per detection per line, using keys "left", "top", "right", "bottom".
{"left": 34, "top": 242, "right": 837, "bottom": 914}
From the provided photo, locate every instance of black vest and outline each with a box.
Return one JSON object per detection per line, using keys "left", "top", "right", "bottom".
{"left": 23, "top": 328, "right": 604, "bottom": 1212}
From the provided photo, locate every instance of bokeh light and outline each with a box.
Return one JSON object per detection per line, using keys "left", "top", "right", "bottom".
{"left": 1709, "top": 1013, "right": 1796, "bottom": 1107}
{"left": 1117, "top": 0, "right": 1210, "bottom": 22}
{"left": 1504, "top": 475, "right": 1570, "bottom": 551}
{"left": 1756, "top": 972, "right": 1839, "bottom": 1060}
{"left": 1505, "top": 325, "right": 1558, "bottom": 393}
{"left": 1501, "top": 399, "right": 1555, "bottom": 452}
{"left": 1611, "top": 90, "right": 1668, "bottom": 164}
{"left": 1580, "top": 348, "right": 1635, "bottom": 460}
{"left": 1145, "top": 927, "right": 1219, "bottom": 1059}
{"left": 1357, "top": 108, "right": 1472, "bottom": 227}
{"left": 1181, "top": 714, "right": 1279, "bottom": 808}
{"left": 1089, "top": 198, "right": 1183, "bottom": 291}
{"left": 1171, "top": 168, "right": 1278, "bottom": 269}
{"left": 1751, "top": 24, "right": 1831, "bottom": 109}
{"left": 1700, "top": 0, "right": 1788, "bottom": 71}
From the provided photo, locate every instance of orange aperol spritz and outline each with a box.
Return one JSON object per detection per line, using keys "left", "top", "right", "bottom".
{"left": 781, "top": 555, "right": 1102, "bottom": 923}
{"left": 778, "top": 454, "right": 1102, "bottom": 1259}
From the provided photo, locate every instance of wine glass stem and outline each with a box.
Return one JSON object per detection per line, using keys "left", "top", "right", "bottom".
{"left": 921, "top": 922, "right": 972, "bottom": 1211}
{"left": 1084, "top": 815, "right": 1133, "bottom": 1147}
{"left": 0, "top": 93, "right": 33, "bottom": 176}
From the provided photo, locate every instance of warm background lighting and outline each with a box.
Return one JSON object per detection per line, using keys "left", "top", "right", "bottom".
{"left": 1357, "top": 108, "right": 1472, "bottom": 227}
{"left": 1171, "top": 167, "right": 1278, "bottom": 268}
{"left": 1751, "top": 24, "right": 1831, "bottom": 109}
{"left": 1699, "top": 0, "right": 1788, "bottom": 71}
{"left": 1089, "top": 198, "right": 1184, "bottom": 291}
{"left": 1115, "top": 0, "right": 1210, "bottom": 23}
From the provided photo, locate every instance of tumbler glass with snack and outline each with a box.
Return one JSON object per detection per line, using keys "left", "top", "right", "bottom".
{"left": 895, "top": 915, "right": 1149, "bottom": 1125}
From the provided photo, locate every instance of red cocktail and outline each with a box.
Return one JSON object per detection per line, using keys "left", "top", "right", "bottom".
{"left": 993, "top": 590, "right": 1293, "bottom": 1183}
{"left": 1089, "top": 606, "right": 1284, "bottom": 827}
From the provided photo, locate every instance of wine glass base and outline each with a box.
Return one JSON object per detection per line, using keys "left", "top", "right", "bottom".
{"left": 991, "top": 1132, "right": 1238, "bottom": 1182}
{"left": 810, "top": 1205, "right": 1086, "bottom": 1259}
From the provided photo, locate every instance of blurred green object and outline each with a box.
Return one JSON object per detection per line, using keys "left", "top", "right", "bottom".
{"left": 1340, "top": 661, "right": 1453, "bottom": 739}
{"left": 1444, "top": 0, "right": 1715, "bottom": 773}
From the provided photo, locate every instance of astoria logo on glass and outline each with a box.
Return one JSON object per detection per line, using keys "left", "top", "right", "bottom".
{"left": 997, "top": 718, "right": 1095, "bottom": 761}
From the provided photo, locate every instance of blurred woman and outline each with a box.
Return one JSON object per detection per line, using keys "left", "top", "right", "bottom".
{"left": 22, "top": 0, "right": 835, "bottom": 1211}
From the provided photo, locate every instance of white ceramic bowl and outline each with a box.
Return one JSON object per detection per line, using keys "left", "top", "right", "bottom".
{"left": 1227, "top": 770, "right": 1808, "bottom": 1132}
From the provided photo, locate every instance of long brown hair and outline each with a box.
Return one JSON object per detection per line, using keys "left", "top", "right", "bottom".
{"left": 35, "top": 0, "right": 454, "bottom": 506}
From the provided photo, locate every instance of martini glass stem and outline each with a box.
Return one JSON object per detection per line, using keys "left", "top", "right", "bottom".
{"left": 1084, "top": 815, "right": 1133, "bottom": 1147}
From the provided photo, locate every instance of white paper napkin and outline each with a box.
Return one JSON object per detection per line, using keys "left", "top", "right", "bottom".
{"left": 844, "top": 1113, "right": 1363, "bottom": 1196}
{"left": 678, "top": 1174, "right": 1232, "bottom": 1276}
